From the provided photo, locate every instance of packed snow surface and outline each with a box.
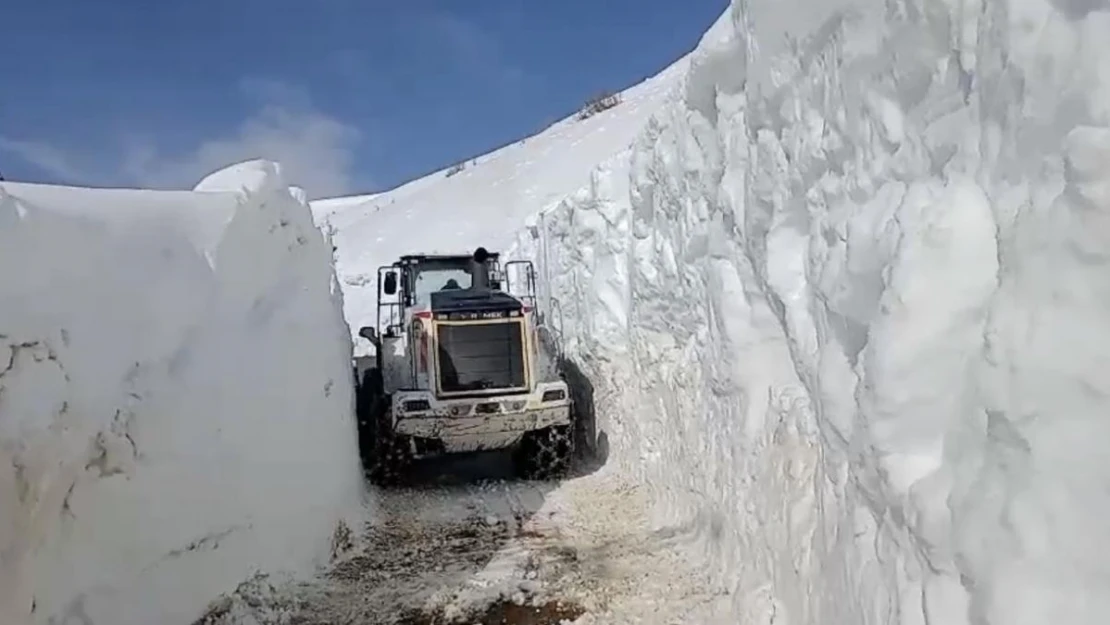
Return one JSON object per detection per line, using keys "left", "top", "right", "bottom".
{"left": 0, "top": 160, "right": 365, "bottom": 625}
{"left": 203, "top": 460, "right": 729, "bottom": 624}
{"left": 318, "top": 0, "right": 1110, "bottom": 623}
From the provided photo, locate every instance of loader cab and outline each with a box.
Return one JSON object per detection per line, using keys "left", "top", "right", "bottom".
{"left": 377, "top": 250, "right": 503, "bottom": 336}
{"left": 360, "top": 248, "right": 541, "bottom": 398}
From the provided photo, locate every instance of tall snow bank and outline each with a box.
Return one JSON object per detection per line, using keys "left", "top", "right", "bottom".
{"left": 0, "top": 160, "right": 365, "bottom": 625}
{"left": 512, "top": 1, "right": 1110, "bottom": 623}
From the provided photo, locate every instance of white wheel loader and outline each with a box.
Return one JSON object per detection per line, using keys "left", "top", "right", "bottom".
{"left": 354, "top": 247, "right": 573, "bottom": 484}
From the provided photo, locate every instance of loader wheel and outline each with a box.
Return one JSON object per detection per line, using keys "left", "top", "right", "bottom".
{"left": 356, "top": 369, "right": 410, "bottom": 486}
{"left": 513, "top": 425, "right": 572, "bottom": 480}
{"left": 356, "top": 368, "right": 383, "bottom": 429}
{"left": 365, "top": 421, "right": 411, "bottom": 487}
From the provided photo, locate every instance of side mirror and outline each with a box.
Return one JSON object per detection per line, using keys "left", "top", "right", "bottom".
{"left": 358, "top": 326, "right": 378, "bottom": 344}
{"left": 383, "top": 271, "right": 398, "bottom": 295}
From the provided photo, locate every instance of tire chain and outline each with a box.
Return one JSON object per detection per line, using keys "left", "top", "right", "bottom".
{"left": 525, "top": 425, "right": 573, "bottom": 479}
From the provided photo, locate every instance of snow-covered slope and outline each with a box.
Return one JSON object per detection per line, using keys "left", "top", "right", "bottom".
{"left": 310, "top": 61, "right": 689, "bottom": 355}
{"left": 0, "top": 161, "right": 365, "bottom": 625}
{"left": 322, "top": 0, "right": 1110, "bottom": 623}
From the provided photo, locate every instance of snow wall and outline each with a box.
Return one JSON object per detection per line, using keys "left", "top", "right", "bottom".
{"left": 511, "top": 1, "right": 1110, "bottom": 623}
{"left": 0, "top": 160, "right": 366, "bottom": 625}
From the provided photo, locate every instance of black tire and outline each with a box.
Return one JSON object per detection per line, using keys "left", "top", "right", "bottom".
{"left": 365, "top": 418, "right": 411, "bottom": 486}
{"left": 513, "top": 424, "right": 573, "bottom": 480}
{"left": 356, "top": 368, "right": 410, "bottom": 486}
{"left": 355, "top": 368, "right": 382, "bottom": 429}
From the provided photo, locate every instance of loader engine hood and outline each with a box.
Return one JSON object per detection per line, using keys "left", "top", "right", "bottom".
{"left": 428, "top": 288, "right": 529, "bottom": 396}
{"left": 429, "top": 288, "right": 523, "bottom": 318}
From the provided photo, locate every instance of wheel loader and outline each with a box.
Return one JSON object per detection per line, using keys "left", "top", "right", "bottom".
{"left": 355, "top": 247, "right": 573, "bottom": 484}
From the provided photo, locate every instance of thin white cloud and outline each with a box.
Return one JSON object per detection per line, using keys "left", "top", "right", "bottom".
{"left": 0, "top": 136, "right": 95, "bottom": 184}
{"left": 123, "top": 102, "right": 362, "bottom": 199}
{"left": 1, "top": 80, "right": 365, "bottom": 199}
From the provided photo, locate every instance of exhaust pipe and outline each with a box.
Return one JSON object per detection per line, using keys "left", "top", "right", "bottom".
{"left": 469, "top": 247, "right": 490, "bottom": 291}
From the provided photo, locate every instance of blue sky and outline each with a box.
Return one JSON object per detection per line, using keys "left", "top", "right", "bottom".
{"left": 0, "top": 0, "right": 727, "bottom": 198}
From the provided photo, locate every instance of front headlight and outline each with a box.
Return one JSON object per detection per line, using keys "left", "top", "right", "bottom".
{"left": 541, "top": 389, "right": 566, "bottom": 402}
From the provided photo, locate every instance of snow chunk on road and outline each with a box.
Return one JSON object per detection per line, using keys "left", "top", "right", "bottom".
{"left": 0, "top": 160, "right": 365, "bottom": 625}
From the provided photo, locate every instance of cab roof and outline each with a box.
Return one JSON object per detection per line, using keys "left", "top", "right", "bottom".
{"left": 396, "top": 252, "right": 500, "bottom": 265}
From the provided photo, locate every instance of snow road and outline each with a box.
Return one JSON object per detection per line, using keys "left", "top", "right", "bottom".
{"left": 200, "top": 459, "right": 729, "bottom": 625}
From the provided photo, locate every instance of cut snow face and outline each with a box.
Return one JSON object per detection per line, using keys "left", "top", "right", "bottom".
{"left": 0, "top": 160, "right": 364, "bottom": 625}
{"left": 506, "top": 1, "right": 1110, "bottom": 625}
